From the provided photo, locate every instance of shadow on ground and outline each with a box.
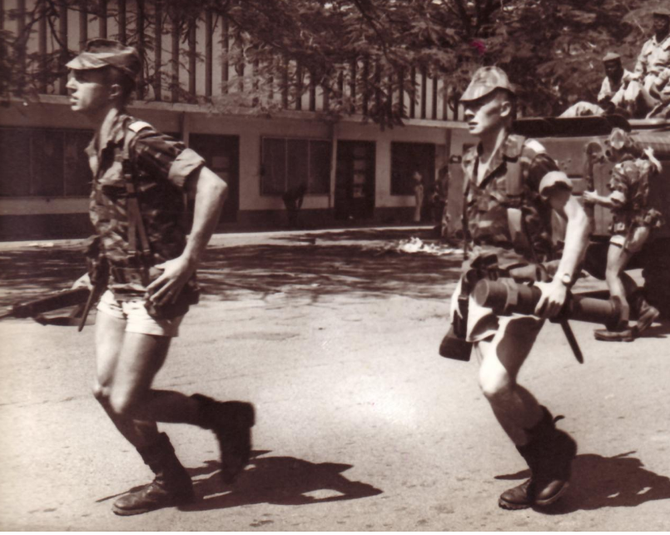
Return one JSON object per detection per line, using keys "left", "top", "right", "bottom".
{"left": 0, "top": 230, "right": 462, "bottom": 308}
{"left": 496, "top": 451, "right": 670, "bottom": 513}
{"left": 178, "top": 450, "right": 382, "bottom": 513}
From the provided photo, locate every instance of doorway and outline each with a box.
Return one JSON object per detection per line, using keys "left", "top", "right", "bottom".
{"left": 335, "top": 140, "right": 376, "bottom": 220}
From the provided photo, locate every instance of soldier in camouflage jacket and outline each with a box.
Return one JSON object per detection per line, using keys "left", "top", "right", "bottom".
{"left": 67, "top": 39, "right": 255, "bottom": 516}
{"left": 443, "top": 67, "right": 591, "bottom": 511}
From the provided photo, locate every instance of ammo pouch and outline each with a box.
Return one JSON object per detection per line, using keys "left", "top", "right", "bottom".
{"left": 439, "top": 253, "right": 499, "bottom": 362}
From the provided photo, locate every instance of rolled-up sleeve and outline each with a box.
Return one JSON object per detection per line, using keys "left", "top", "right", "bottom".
{"left": 167, "top": 148, "right": 205, "bottom": 188}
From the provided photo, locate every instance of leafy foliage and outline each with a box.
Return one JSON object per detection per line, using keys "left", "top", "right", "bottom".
{"left": 0, "top": 0, "right": 661, "bottom": 121}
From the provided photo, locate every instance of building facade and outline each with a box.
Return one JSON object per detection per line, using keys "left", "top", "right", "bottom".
{"left": 0, "top": 0, "right": 473, "bottom": 239}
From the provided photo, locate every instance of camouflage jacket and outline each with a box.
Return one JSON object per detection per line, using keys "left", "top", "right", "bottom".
{"left": 462, "top": 134, "right": 559, "bottom": 262}
{"left": 608, "top": 156, "right": 665, "bottom": 233}
{"left": 85, "top": 110, "right": 205, "bottom": 298}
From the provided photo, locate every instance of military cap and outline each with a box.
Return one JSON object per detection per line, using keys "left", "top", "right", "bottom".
{"left": 652, "top": 7, "right": 670, "bottom": 17}
{"left": 66, "top": 38, "right": 141, "bottom": 81}
{"left": 602, "top": 52, "right": 621, "bottom": 63}
{"left": 460, "top": 66, "right": 515, "bottom": 103}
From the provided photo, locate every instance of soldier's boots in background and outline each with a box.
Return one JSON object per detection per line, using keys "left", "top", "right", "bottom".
{"left": 594, "top": 290, "right": 660, "bottom": 342}
{"left": 112, "top": 433, "right": 194, "bottom": 516}
{"left": 499, "top": 406, "right": 577, "bottom": 510}
{"left": 631, "top": 291, "right": 660, "bottom": 336}
{"left": 192, "top": 394, "right": 256, "bottom": 484}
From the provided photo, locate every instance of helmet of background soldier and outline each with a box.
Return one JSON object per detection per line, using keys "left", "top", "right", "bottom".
{"left": 66, "top": 39, "right": 141, "bottom": 83}
{"left": 460, "top": 66, "right": 516, "bottom": 103}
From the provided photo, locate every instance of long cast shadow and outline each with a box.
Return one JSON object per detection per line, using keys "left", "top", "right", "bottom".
{"left": 0, "top": 230, "right": 462, "bottom": 308}
{"left": 495, "top": 451, "right": 670, "bottom": 514}
{"left": 179, "top": 450, "right": 383, "bottom": 512}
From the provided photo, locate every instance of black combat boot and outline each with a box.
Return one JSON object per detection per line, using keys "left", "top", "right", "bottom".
{"left": 498, "top": 407, "right": 577, "bottom": 510}
{"left": 629, "top": 290, "right": 660, "bottom": 337}
{"left": 112, "top": 433, "right": 195, "bottom": 516}
{"left": 191, "top": 394, "right": 255, "bottom": 484}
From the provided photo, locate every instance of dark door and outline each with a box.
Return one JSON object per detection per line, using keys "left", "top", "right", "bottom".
{"left": 188, "top": 134, "right": 240, "bottom": 223}
{"left": 335, "top": 140, "right": 376, "bottom": 220}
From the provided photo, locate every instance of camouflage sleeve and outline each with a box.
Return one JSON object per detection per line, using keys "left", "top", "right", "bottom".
{"left": 133, "top": 130, "right": 205, "bottom": 189}
{"left": 608, "top": 163, "right": 631, "bottom": 200}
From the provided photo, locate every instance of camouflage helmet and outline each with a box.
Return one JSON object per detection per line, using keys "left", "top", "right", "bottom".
{"left": 460, "top": 66, "right": 516, "bottom": 103}
{"left": 66, "top": 38, "right": 141, "bottom": 82}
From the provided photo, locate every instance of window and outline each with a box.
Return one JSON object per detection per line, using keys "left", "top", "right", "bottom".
{"left": 391, "top": 142, "right": 436, "bottom": 195}
{"left": 261, "top": 137, "right": 331, "bottom": 195}
{"left": 0, "top": 127, "right": 93, "bottom": 197}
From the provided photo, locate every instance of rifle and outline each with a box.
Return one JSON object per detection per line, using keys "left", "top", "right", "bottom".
{"left": 0, "top": 288, "right": 91, "bottom": 325}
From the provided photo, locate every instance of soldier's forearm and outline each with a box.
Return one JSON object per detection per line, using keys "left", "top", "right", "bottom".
{"left": 182, "top": 167, "right": 228, "bottom": 266}
{"left": 556, "top": 202, "right": 590, "bottom": 279}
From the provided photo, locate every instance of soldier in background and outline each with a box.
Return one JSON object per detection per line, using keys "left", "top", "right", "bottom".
{"left": 66, "top": 39, "right": 255, "bottom": 515}
{"left": 625, "top": 8, "right": 670, "bottom": 116}
{"left": 560, "top": 53, "right": 635, "bottom": 117}
{"left": 582, "top": 128, "right": 663, "bottom": 341}
{"left": 444, "top": 67, "right": 590, "bottom": 510}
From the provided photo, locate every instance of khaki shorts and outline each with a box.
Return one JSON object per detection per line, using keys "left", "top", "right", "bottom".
{"left": 97, "top": 290, "right": 185, "bottom": 337}
{"left": 610, "top": 225, "right": 650, "bottom": 254}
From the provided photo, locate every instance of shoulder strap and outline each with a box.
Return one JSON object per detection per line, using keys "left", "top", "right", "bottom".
{"left": 122, "top": 120, "right": 152, "bottom": 260}
{"left": 503, "top": 134, "right": 526, "bottom": 203}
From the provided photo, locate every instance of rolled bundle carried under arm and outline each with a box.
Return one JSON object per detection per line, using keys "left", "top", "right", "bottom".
{"left": 472, "top": 278, "right": 624, "bottom": 331}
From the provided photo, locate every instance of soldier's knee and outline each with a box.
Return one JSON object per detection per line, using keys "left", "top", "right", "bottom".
{"left": 108, "top": 391, "right": 138, "bottom": 417}
{"left": 92, "top": 381, "right": 111, "bottom": 402}
{"left": 478, "top": 367, "right": 513, "bottom": 402}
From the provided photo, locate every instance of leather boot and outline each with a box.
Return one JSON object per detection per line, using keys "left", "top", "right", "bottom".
{"left": 112, "top": 433, "right": 195, "bottom": 516}
{"left": 594, "top": 327, "right": 635, "bottom": 342}
{"left": 499, "top": 407, "right": 577, "bottom": 510}
{"left": 192, "top": 394, "right": 255, "bottom": 484}
{"left": 629, "top": 290, "right": 660, "bottom": 337}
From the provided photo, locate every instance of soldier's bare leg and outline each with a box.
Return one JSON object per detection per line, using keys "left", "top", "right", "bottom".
{"left": 476, "top": 317, "right": 544, "bottom": 445}
{"left": 605, "top": 242, "right": 631, "bottom": 326}
{"left": 476, "top": 316, "right": 577, "bottom": 509}
{"left": 93, "top": 309, "right": 163, "bottom": 449}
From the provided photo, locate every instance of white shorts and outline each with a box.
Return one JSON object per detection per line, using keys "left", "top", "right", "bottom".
{"left": 97, "top": 290, "right": 185, "bottom": 337}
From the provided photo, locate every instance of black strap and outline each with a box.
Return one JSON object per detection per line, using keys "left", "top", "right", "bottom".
{"left": 121, "top": 123, "right": 152, "bottom": 261}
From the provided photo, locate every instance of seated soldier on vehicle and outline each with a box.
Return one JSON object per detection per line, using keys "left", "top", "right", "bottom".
{"left": 582, "top": 128, "right": 663, "bottom": 341}
{"left": 560, "top": 53, "right": 636, "bottom": 118}
{"left": 624, "top": 8, "right": 670, "bottom": 118}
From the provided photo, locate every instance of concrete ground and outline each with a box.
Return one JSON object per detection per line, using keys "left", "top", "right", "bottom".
{"left": 0, "top": 227, "right": 669, "bottom": 531}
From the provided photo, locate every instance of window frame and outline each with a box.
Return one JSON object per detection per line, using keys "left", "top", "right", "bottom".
{"left": 260, "top": 135, "right": 332, "bottom": 196}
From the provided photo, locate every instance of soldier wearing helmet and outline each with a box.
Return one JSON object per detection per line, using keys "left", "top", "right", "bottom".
{"left": 441, "top": 66, "right": 590, "bottom": 510}
{"left": 66, "top": 39, "right": 255, "bottom": 516}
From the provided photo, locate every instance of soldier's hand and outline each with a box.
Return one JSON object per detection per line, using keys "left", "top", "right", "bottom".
{"left": 72, "top": 272, "right": 92, "bottom": 290}
{"left": 145, "top": 256, "right": 196, "bottom": 306}
{"left": 582, "top": 190, "right": 597, "bottom": 204}
{"left": 534, "top": 280, "right": 567, "bottom": 319}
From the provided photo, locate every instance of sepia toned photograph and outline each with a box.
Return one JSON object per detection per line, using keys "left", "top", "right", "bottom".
{"left": 1, "top": 0, "right": 669, "bottom": 531}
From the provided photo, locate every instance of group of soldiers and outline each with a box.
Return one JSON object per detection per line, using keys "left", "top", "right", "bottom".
{"left": 562, "top": 7, "right": 670, "bottom": 119}
{"left": 49, "top": 10, "right": 666, "bottom": 517}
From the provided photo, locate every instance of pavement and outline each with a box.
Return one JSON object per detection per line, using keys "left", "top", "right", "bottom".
{"left": 1, "top": 226, "right": 669, "bottom": 531}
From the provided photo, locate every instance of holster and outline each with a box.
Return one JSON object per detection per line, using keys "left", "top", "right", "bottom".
{"left": 439, "top": 253, "right": 500, "bottom": 362}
